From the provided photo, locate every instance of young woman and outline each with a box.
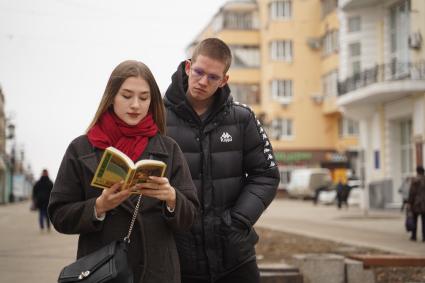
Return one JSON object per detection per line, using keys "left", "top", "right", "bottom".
{"left": 48, "top": 60, "right": 199, "bottom": 283}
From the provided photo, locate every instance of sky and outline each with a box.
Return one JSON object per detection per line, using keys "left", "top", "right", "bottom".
{"left": 0, "top": 0, "right": 228, "bottom": 180}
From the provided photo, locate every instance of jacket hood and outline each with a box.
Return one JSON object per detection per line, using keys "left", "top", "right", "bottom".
{"left": 164, "top": 61, "right": 232, "bottom": 121}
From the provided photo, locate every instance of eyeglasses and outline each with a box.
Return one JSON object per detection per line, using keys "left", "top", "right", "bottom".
{"left": 190, "top": 67, "right": 223, "bottom": 84}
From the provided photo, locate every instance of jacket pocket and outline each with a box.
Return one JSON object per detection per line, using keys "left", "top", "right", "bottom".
{"left": 219, "top": 211, "right": 258, "bottom": 269}
{"left": 174, "top": 231, "right": 201, "bottom": 273}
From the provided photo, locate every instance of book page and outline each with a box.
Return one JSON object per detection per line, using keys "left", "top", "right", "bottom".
{"left": 91, "top": 150, "right": 132, "bottom": 190}
{"left": 128, "top": 162, "right": 166, "bottom": 190}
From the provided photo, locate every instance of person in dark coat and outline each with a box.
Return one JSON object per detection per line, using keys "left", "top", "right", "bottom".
{"left": 48, "top": 60, "right": 199, "bottom": 283}
{"left": 32, "top": 169, "right": 53, "bottom": 231}
{"left": 407, "top": 165, "right": 425, "bottom": 241}
{"left": 336, "top": 180, "right": 350, "bottom": 209}
{"left": 164, "top": 38, "right": 280, "bottom": 283}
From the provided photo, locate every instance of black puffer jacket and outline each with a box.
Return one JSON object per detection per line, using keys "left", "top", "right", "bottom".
{"left": 164, "top": 61, "right": 280, "bottom": 281}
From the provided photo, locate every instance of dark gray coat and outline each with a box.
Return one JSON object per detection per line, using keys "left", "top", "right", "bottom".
{"left": 408, "top": 175, "right": 425, "bottom": 214}
{"left": 48, "top": 134, "right": 199, "bottom": 283}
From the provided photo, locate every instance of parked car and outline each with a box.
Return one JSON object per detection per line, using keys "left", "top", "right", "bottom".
{"left": 318, "top": 186, "right": 363, "bottom": 206}
{"left": 286, "top": 168, "right": 332, "bottom": 199}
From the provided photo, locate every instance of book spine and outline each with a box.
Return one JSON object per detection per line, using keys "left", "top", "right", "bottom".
{"left": 98, "top": 153, "right": 112, "bottom": 178}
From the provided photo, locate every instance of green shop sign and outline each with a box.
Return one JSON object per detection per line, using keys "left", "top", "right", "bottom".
{"left": 275, "top": 152, "right": 313, "bottom": 163}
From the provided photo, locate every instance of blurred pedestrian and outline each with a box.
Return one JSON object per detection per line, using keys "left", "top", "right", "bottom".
{"left": 407, "top": 165, "right": 425, "bottom": 242}
{"left": 336, "top": 180, "right": 350, "bottom": 209}
{"left": 399, "top": 176, "right": 413, "bottom": 212}
{"left": 32, "top": 169, "right": 53, "bottom": 231}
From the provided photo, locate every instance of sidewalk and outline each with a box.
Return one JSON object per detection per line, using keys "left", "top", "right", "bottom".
{"left": 257, "top": 198, "right": 425, "bottom": 256}
{"left": 1, "top": 198, "right": 425, "bottom": 282}
{"left": 0, "top": 201, "right": 77, "bottom": 283}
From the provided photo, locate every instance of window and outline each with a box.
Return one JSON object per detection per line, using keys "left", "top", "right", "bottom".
{"left": 339, "top": 117, "right": 359, "bottom": 137}
{"left": 223, "top": 11, "right": 253, "bottom": 29}
{"left": 389, "top": 0, "right": 410, "bottom": 77}
{"left": 321, "top": 70, "right": 338, "bottom": 97}
{"left": 321, "top": 0, "right": 337, "bottom": 18}
{"left": 272, "top": 118, "right": 293, "bottom": 139}
{"left": 269, "top": 0, "right": 292, "bottom": 20}
{"left": 348, "top": 16, "right": 361, "bottom": 33}
{"left": 270, "top": 40, "right": 292, "bottom": 61}
{"left": 400, "top": 119, "right": 413, "bottom": 177}
{"left": 348, "top": 42, "right": 361, "bottom": 75}
{"left": 229, "top": 83, "right": 260, "bottom": 105}
{"left": 271, "top": 79, "right": 293, "bottom": 103}
{"left": 322, "top": 30, "right": 339, "bottom": 56}
{"left": 231, "top": 45, "right": 260, "bottom": 68}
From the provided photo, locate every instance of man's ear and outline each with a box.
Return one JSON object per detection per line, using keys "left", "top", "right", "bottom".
{"left": 185, "top": 60, "right": 191, "bottom": 77}
{"left": 219, "top": 75, "right": 229, "bottom": 88}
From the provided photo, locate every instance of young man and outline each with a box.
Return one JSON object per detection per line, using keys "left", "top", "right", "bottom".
{"left": 164, "top": 38, "right": 280, "bottom": 282}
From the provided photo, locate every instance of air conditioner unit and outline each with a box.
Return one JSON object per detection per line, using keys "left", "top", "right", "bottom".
{"left": 307, "top": 37, "right": 322, "bottom": 49}
{"left": 408, "top": 32, "right": 422, "bottom": 50}
{"left": 310, "top": 93, "right": 324, "bottom": 104}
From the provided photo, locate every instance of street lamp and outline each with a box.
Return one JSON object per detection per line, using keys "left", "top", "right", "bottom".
{"left": 6, "top": 122, "right": 16, "bottom": 203}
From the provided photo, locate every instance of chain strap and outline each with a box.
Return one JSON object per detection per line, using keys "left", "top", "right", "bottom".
{"left": 124, "top": 194, "right": 142, "bottom": 244}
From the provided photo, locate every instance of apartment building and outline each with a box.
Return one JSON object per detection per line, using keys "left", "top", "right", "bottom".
{"left": 187, "top": 0, "right": 359, "bottom": 190}
{"left": 337, "top": 0, "right": 425, "bottom": 206}
{"left": 0, "top": 87, "right": 7, "bottom": 203}
{"left": 0, "top": 86, "right": 33, "bottom": 203}
{"left": 187, "top": 0, "right": 262, "bottom": 114}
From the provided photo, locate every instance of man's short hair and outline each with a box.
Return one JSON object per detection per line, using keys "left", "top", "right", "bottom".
{"left": 417, "top": 165, "right": 425, "bottom": 175}
{"left": 191, "top": 38, "right": 232, "bottom": 73}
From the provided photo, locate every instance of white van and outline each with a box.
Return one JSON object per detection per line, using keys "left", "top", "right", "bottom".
{"left": 287, "top": 168, "right": 332, "bottom": 198}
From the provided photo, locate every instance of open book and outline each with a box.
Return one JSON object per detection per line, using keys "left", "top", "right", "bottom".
{"left": 91, "top": 146, "right": 167, "bottom": 193}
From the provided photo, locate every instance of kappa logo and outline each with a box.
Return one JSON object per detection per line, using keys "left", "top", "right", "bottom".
{"left": 220, "top": 132, "right": 233, "bottom": 143}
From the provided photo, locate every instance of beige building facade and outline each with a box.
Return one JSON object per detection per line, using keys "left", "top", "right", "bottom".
{"left": 187, "top": 0, "right": 359, "bottom": 190}
{"left": 0, "top": 86, "right": 11, "bottom": 204}
{"left": 337, "top": 0, "right": 425, "bottom": 208}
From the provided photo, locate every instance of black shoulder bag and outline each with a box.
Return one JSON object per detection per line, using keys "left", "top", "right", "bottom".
{"left": 57, "top": 195, "right": 142, "bottom": 283}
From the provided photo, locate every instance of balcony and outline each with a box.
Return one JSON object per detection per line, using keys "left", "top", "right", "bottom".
{"left": 337, "top": 60, "right": 425, "bottom": 107}
{"left": 339, "top": 0, "right": 388, "bottom": 11}
{"left": 211, "top": 1, "right": 259, "bottom": 33}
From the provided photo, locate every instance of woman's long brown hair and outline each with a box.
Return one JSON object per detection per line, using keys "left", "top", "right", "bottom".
{"left": 86, "top": 60, "right": 165, "bottom": 134}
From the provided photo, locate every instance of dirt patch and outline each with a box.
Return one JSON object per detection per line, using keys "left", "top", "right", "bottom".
{"left": 256, "top": 227, "right": 425, "bottom": 283}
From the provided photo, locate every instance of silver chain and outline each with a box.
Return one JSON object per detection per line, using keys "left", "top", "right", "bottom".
{"left": 124, "top": 195, "right": 142, "bottom": 244}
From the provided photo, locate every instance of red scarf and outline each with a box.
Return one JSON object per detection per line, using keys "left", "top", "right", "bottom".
{"left": 87, "top": 110, "right": 158, "bottom": 161}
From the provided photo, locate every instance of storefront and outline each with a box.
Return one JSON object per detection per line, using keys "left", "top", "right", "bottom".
{"left": 274, "top": 150, "right": 356, "bottom": 190}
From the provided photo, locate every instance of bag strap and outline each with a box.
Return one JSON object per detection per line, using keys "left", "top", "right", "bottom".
{"left": 124, "top": 194, "right": 142, "bottom": 244}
